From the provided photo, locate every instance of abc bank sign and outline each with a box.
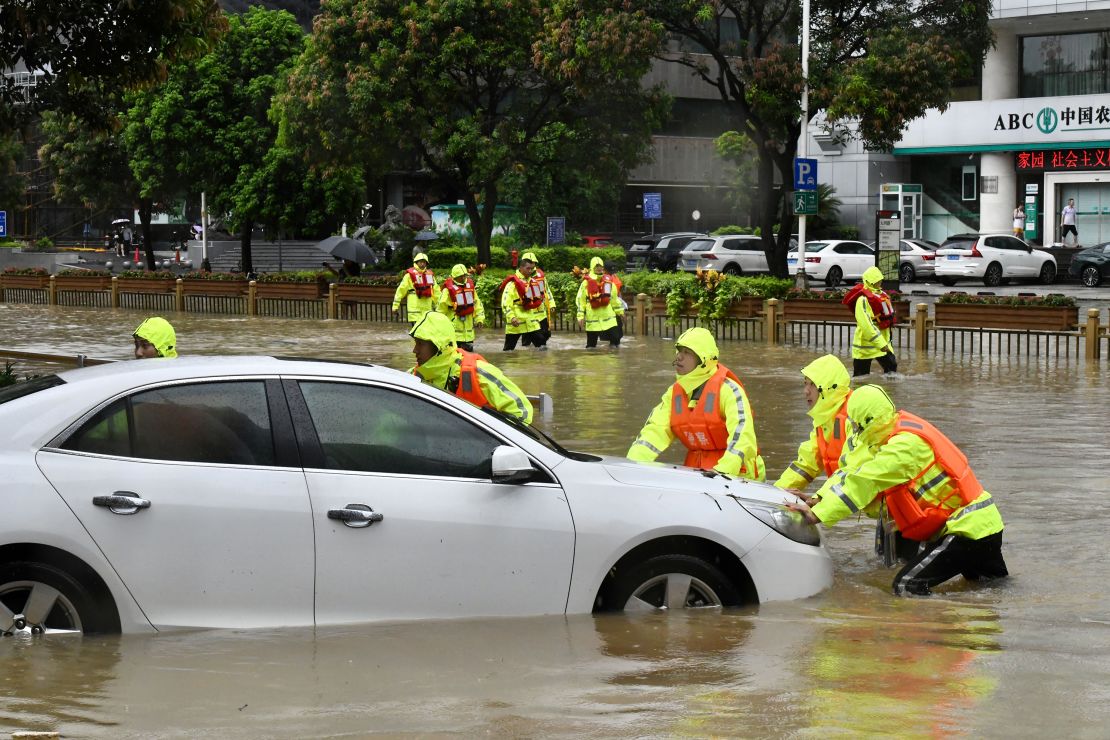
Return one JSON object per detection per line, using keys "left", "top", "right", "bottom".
{"left": 894, "top": 95, "right": 1110, "bottom": 153}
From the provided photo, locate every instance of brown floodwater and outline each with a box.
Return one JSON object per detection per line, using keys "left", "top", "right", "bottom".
{"left": 2, "top": 303, "right": 1109, "bottom": 738}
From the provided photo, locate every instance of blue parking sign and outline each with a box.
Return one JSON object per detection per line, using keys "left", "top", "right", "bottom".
{"left": 0, "top": 211, "right": 6, "bottom": 238}
{"left": 794, "top": 158, "right": 817, "bottom": 191}
{"left": 643, "top": 192, "right": 662, "bottom": 220}
{"left": 546, "top": 216, "right": 565, "bottom": 245}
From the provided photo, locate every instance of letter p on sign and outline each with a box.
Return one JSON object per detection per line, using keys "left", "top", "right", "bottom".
{"left": 794, "top": 158, "right": 817, "bottom": 191}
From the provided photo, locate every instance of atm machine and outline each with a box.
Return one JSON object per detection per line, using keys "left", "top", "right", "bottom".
{"left": 879, "top": 184, "right": 922, "bottom": 239}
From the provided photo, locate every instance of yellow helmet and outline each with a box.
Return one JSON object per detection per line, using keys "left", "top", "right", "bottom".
{"left": 133, "top": 317, "right": 177, "bottom": 358}
{"left": 675, "top": 327, "right": 718, "bottom": 365}
{"left": 521, "top": 251, "right": 538, "bottom": 264}
{"left": 450, "top": 263, "right": 468, "bottom": 278}
{"left": 408, "top": 311, "right": 456, "bottom": 352}
{"left": 413, "top": 252, "right": 429, "bottom": 265}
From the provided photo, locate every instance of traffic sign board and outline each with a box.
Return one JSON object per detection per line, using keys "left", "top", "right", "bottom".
{"left": 794, "top": 158, "right": 817, "bottom": 191}
{"left": 0, "top": 210, "right": 6, "bottom": 238}
{"left": 546, "top": 216, "right": 565, "bottom": 245}
{"left": 643, "top": 192, "right": 662, "bottom": 220}
{"left": 792, "top": 191, "right": 818, "bottom": 216}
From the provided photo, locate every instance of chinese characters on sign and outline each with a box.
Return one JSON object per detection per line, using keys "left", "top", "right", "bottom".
{"left": 1016, "top": 148, "right": 1110, "bottom": 171}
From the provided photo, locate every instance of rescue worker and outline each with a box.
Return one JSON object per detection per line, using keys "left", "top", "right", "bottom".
{"left": 500, "top": 254, "right": 546, "bottom": 351}
{"left": 409, "top": 312, "right": 533, "bottom": 424}
{"left": 521, "top": 251, "right": 555, "bottom": 344}
{"left": 786, "top": 384, "right": 1008, "bottom": 596}
{"left": 437, "top": 263, "right": 485, "bottom": 351}
{"left": 133, "top": 316, "right": 178, "bottom": 359}
{"left": 847, "top": 266, "right": 897, "bottom": 376}
{"left": 575, "top": 256, "right": 624, "bottom": 348}
{"left": 627, "top": 327, "right": 764, "bottom": 480}
{"left": 774, "top": 354, "right": 851, "bottom": 492}
{"left": 392, "top": 252, "right": 439, "bottom": 325}
{"left": 607, "top": 261, "right": 626, "bottom": 343}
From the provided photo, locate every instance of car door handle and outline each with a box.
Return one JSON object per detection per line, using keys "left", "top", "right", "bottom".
{"left": 327, "top": 504, "right": 383, "bottom": 528}
{"left": 92, "top": 491, "right": 151, "bottom": 515}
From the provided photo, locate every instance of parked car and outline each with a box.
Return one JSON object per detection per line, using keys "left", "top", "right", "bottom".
{"left": 625, "top": 232, "right": 706, "bottom": 271}
{"left": 787, "top": 240, "right": 876, "bottom": 287}
{"left": 868, "top": 238, "right": 939, "bottom": 283}
{"left": 677, "top": 234, "right": 771, "bottom": 275}
{"left": 0, "top": 357, "right": 832, "bottom": 635}
{"left": 581, "top": 235, "right": 617, "bottom": 248}
{"left": 934, "top": 233, "right": 1057, "bottom": 287}
{"left": 1067, "top": 242, "right": 1110, "bottom": 287}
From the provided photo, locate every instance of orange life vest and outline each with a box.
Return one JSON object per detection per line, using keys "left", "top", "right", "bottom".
{"left": 444, "top": 277, "right": 477, "bottom": 317}
{"left": 843, "top": 283, "right": 897, "bottom": 329}
{"left": 530, "top": 268, "right": 548, "bottom": 306}
{"left": 880, "top": 411, "right": 984, "bottom": 541}
{"left": 815, "top": 400, "right": 850, "bottom": 478}
{"left": 669, "top": 364, "right": 757, "bottom": 473}
{"left": 405, "top": 267, "right": 436, "bottom": 298}
{"left": 499, "top": 274, "right": 544, "bottom": 310}
{"left": 585, "top": 274, "right": 614, "bottom": 309}
{"left": 454, "top": 349, "right": 490, "bottom": 408}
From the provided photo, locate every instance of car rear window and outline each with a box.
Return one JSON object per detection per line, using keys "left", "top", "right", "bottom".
{"left": 683, "top": 238, "right": 714, "bottom": 252}
{"left": 628, "top": 240, "right": 655, "bottom": 252}
{"left": 0, "top": 374, "right": 65, "bottom": 405}
{"left": 940, "top": 236, "right": 977, "bottom": 248}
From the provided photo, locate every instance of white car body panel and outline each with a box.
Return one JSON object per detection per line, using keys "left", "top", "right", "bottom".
{"left": 934, "top": 234, "right": 1056, "bottom": 282}
{"left": 786, "top": 240, "right": 875, "bottom": 283}
{"left": 678, "top": 236, "right": 770, "bottom": 275}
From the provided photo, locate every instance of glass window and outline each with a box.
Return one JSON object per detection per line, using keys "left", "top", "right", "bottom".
{"left": 62, "top": 381, "right": 275, "bottom": 466}
{"left": 1022, "top": 31, "right": 1110, "bottom": 97}
{"left": 299, "top": 382, "right": 501, "bottom": 479}
{"left": 0, "top": 375, "right": 65, "bottom": 405}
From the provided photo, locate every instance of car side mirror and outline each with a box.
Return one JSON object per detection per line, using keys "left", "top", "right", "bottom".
{"left": 1027, "top": 246, "right": 1033, "bottom": 253}
{"left": 491, "top": 445, "right": 535, "bottom": 484}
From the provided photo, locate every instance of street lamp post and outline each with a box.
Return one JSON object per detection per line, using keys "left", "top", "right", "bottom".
{"left": 795, "top": 0, "right": 811, "bottom": 290}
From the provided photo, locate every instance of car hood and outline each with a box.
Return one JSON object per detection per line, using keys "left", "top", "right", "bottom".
{"left": 598, "top": 455, "right": 786, "bottom": 506}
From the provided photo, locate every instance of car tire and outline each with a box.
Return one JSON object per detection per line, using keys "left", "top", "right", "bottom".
{"left": 1039, "top": 262, "right": 1057, "bottom": 285}
{"left": 0, "top": 561, "right": 120, "bottom": 635}
{"left": 939, "top": 277, "right": 957, "bottom": 287}
{"left": 1082, "top": 264, "right": 1103, "bottom": 287}
{"left": 825, "top": 266, "right": 843, "bottom": 287}
{"left": 983, "top": 262, "right": 1004, "bottom": 287}
{"left": 899, "top": 263, "right": 916, "bottom": 283}
{"left": 606, "top": 554, "right": 743, "bottom": 612}
{"left": 722, "top": 264, "right": 741, "bottom": 276}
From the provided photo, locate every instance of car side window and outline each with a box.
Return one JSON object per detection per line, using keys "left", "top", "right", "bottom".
{"left": 298, "top": 381, "right": 501, "bottom": 479}
{"left": 834, "top": 243, "right": 858, "bottom": 254}
{"left": 737, "top": 238, "right": 762, "bottom": 251}
{"left": 984, "top": 236, "right": 1008, "bottom": 250}
{"left": 62, "top": 381, "right": 275, "bottom": 466}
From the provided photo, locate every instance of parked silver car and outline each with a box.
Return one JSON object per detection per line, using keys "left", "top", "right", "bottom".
{"left": 626, "top": 232, "right": 707, "bottom": 271}
{"left": 678, "top": 235, "right": 771, "bottom": 275}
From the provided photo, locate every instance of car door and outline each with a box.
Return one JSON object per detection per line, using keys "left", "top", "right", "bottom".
{"left": 36, "top": 379, "right": 315, "bottom": 629}
{"left": 733, "top": 236, "right": 769, "bottom": 273}
{"left": 288, "top": 379, "right": 576, "bottom": 624}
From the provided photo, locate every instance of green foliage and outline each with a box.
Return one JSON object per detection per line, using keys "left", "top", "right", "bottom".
{"left": 341, "top": 274, "right": 403, "bottom": 287}
{"left": 475, "top": 270, "right": 514, "bottom": 312}
{"left": 422, "top": 247, "right": 511, "bottom": 272}
{"left": 255, "top": 270, "right": 328, "bottom": 283}
{"left": 710, "top": 225, "right": 756, "bottom": 236}
{"left": 0, "top": 362, "right": 16, "bottom": 388}
{"left": 181, "top": 271, "right": 247, "bottom": 281}
{"left": 524, "top": 247, "right": 626, "bottom": 272}
{"left": 786, "top": 288, "right": 847, "bottom": 302}
{"left": 806, "top": 184, "right": 844, "bottom": 239}
{"left": 34, "top": 237, "right": 54, "bottom": 250}
{"left": 937, "top": 292, "right": 1076, "bottom": 307}
{"left": 622, "top": 271, "right": 792, "bottom": 323}
{"left": 55, "top": 269, "right": 111, "bottom": 277}
{"left": 118, "top": 270, "right": 177, "bottom": 280}
{"left": 2, "top": 267, "right": 49, "bottom": 276}
{"left": 544, "top": 272, "right": 583, "bottom": 312}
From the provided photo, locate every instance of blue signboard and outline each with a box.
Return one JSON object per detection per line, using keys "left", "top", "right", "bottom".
{"left": 794, "top": 158, "right": 818, "bottom": 191}
{"left": 0, "top": 211, "right": 6, "bottom": 238}
{"left": 546, "top": 216, "right": 565, "bottom": 245}
{"left": 643, "top": 192, "right": 662, "bottom": 220}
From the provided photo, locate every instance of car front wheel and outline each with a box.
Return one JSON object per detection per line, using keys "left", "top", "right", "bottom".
{"left": 607, "top": 554, "right": 743, "bottom": 612}
{"left": 1082, "top": 264, "right": 1103, "bottom": 287}
{"left": 899, "top": 263, "right": 916, "bottom": 283}
{"left": 1039, "top": 262, "right": 1057, "bottom": 285}
{"left": 0, "top": 561, "right": 119, "bottom": 636}
{"left": 825, "top": 266, "right": 843, "bottom": 287}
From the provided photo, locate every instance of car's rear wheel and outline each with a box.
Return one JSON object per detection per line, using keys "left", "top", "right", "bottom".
{"left": 1039, "top": 262, "right": 1057, "bottom": 285}
{"left": 0, "top": 561, "right": 119, "bottom": 636}
{"left": 825, "top": 266, "right": 843, "bottom": 287}
{"left": 722, "top": 263, "right": 741, "bottom": 276}
{"left": 609, "top": 554, "right": 742, "bottom": 612}
{"left": 1082, "top": 264, "right": 1103, "bottom": 287}
{"left": 983, "top": 262, "right": 1004, "bottom": 287}
{"left": 939, "top": 276, "right": 957, "bottom": 287}
{"left": 899, "top": 262, "right": 916, "bottom": 283}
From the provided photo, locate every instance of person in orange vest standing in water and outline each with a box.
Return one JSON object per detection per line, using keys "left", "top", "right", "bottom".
{"left": 575, "top": 256, "right": 624, "bottom": 348}
{"left": 774, "top": 354, "right": 851, "bottom": 492}
{"left": 409, "top": 312, "right": 533, "bottom": 424}
{"left": 627, "top": 327, "right": 764, "bottom": 480}
{"left": 846, "top": 266, "right": 898, "bottom": 376}
{"left": 392, "top": 252, "right": 439, "bottom": 326}
{"left": 519, "top": 251, "right": 555, "bottom": 345}
{"left": 499, "top": 254, "right": 547, "bottom": 351}
{"left": 786, "top": 384, "right": 1008, "bottom": 595}
{"left": 437, "top": 263, "right": 484, "bottom": 351}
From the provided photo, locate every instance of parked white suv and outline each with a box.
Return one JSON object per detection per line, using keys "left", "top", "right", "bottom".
{"left": 934, "top": 234, "right": 1057, "bottom": 287}
{"left": 678, "top": 235, "right": 770, "bottom": 275}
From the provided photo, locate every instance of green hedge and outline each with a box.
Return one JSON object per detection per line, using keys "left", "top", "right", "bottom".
{"left": 415, "top": 245, "right": 624, "bottom": 272}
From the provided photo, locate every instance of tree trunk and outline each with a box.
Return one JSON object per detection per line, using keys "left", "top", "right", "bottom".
{"left": 240, "top": 225, "right": 254, "bottom": 275}
{"left": 463, "top": 193, "right": 495, "bottom": 266}
{"left": 138, "top": 198, "right": 157, "bottom": 271}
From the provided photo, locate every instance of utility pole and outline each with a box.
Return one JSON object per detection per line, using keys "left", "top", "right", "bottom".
{"left": 795, "top": 0, "right": 811, "bottom": 290}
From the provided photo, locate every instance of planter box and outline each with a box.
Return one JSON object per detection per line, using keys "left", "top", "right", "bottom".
{"left": 55, "top": 275, "right": 112, "bottom": 291}
{"left": 255, "top": 281, "right": 325, "bottom": 300}
{"left": 118, "top": 278, "right": 175, "bottom": 294}
{"left": 783, "top": 298, "right": 911, "bottom": 323}
{"left": 182, "top": 279, "right": 248, "bottom": 296}
{"left": 2, "top": 275, "right": 50, "bottom": 289}
{"left": 934, "top": 303, "right": 1078, "bottom": 331}
{"left": 725, "top": 296, "right": 765, "bottom": 318}
{"left": 335, "top": 284, "right": 396, "bottom": 303}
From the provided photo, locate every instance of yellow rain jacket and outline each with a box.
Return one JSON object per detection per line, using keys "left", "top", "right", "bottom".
{"left": 575, "top": 256, "right": 623, "bottom": 332}
{"left": 133, "top": 317, "right": 178, "bottom": 358}
{"left": 409, "top": 312, "right": 533, "bottom": 424}
{"left": 811, "top": 385, "right": 1004, "bottom": 540}
{"left": 852, "top": 266, "right": 893, "bottom": 360}
{"left": 501, "top": 267, "right": 541, "bottom": 336}
{"left": 437, "top": 263, "right": 485, "bottom": 343}
{"left": 520, "top": 251, "right": 555, "bottom": 326}
{"left": 392, "top": 253, "right": 440, "bottom": 323}
{"left": 775, "top": 354, "right": 851, "bottom": 491}
{"left": 627, "top": 327, "right": 764, "bottom": 480}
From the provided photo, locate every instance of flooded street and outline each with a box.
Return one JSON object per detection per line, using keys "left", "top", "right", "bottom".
{"left": 2, "top": 303, "right": 1110, "bottom": 737}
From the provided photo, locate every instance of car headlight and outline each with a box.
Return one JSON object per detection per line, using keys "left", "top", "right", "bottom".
{"left": 737, "top": 499, "right": 822, "bottom": 547}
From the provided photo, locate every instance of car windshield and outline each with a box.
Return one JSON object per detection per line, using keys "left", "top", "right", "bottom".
{"left": 683, "top": 239, "right": 714, "bottom": 252}
{"left": 479, "top": 406, "right": 598, "bottom": 462}
{"left": 0, "top": 374, "right": 65, "bottom": 404}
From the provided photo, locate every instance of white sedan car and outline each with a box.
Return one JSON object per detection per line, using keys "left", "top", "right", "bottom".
{"left": 0, "top": 357, "right": 832, "bottom": 635}
{"left": 787, "top": 239, "right": 876, "bottom": 287}
{"left": 934, "top": 233, "right": 1057, "bottom": 287}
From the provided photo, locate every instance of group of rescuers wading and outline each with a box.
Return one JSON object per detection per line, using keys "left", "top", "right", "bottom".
{"left": 133, "top": 261, "right": 1007, "bottom": 597}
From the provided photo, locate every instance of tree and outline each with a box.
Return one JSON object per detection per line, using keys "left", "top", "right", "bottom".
{"left": 639, "top": 0, "right": 993, "bottom": 276}
{"left": 276, "top": 0, "right": 668, "bottom": 264}
{"left": 0, "top": 0, "right": 226, "bottom": 135}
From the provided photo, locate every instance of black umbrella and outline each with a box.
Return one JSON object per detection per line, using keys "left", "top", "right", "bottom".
{"left": 315, "top": 235, "right": 375, "bottom": 264}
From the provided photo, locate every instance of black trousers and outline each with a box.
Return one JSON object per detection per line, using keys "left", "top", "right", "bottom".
{"left": 853, "top": 351, "right": 897, "bottom": 377}
{"left": 504, "top": 330, "right": 545, "bottom": 351}
{"left": 892, "top": 531, "right": 1008, "bottom": 596}
{"left": 586, "top": 326, "right": 621, "bottom": 348}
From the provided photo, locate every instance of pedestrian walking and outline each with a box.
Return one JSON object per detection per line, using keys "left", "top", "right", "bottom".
{"left": 1013, "top": 205, "right": 1025, "bottom": 238}
{"left": 846, "top": 266, "right": 897, "bottom": 377}
{"left": 500, "top": 255, "right": 546, "bottom": 351}
{"left": 438, "top": 264, "right": 485, "bottom": 352}
{"left": 575, "top": 256, "right": 623, "bottom": 348}
{"left": 133, "top": 317, "right": 178, "bottom": 359}
{"left": 392, "top": 252, "right": 439, "bottom": 325}
{"left": 1061, "top": 198, "right": 1079, "bottom": 246}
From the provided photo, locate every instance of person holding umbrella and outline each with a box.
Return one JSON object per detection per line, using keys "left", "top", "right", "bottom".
{"left": 316, "top": 235, "right": 374, "bottom": 280}
{"left": 393, "top": 252, "right": 439, "bottom": 325}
